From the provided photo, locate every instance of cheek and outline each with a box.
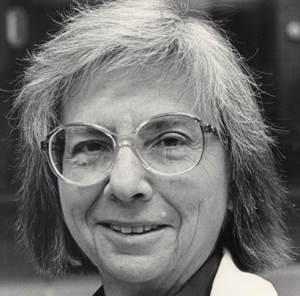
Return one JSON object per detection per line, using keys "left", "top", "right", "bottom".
{"left": 163, "top": 167, "right": 228, "bottom": 221}
{"left": 194, "top": 156, "right": 229, "bottom": 229}
{"left": 58, "top": 181, "right": 104, "bottom": 229}
{"left": 58, "top": 181, "right": 107, "bottom": 262}
{"left": 158, "top": 150, "right": 229, "bottom": 243}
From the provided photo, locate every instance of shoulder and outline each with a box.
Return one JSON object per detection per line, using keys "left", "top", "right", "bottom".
{"left": 211, "top": 249, "right": 278, "bottom": 296}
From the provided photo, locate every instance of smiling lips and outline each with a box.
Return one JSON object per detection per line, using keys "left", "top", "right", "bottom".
{"left": 110, "top": 224, "right": 159, "bottom": 234}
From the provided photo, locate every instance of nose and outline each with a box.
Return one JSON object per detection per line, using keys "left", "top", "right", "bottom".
{"left": 103, "top": 146, "right": 153, "bottom": 202}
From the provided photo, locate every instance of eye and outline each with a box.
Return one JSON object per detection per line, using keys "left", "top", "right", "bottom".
{"left": 74, "top": 140, "right": 111, "bottom": 154}
{"left": 155, "top": 133, "right": 188, "bottom": 147}
{"left": 86, "top": 142, "right": 106, "bottom": 152}
{"left": 159, "top": 137, "right": 182, "bottom": 147}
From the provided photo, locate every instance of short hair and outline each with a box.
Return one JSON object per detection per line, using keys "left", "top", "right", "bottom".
{"left": 13, "top": 0, "right": 293, "bottom": 276}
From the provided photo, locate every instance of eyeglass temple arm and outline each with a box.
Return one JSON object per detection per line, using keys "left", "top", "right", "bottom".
{"left": 41, "top": 140, "right": 62, "bottom": 153}
{"left": 41, "top": 140, "right": 49, "bottom": 151}
{"left": 203, "top": 124, "right": 218, "bottom": 136}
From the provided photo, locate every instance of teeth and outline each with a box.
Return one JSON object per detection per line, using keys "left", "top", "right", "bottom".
{"left": 121, "top": 226, "right": 132, "bottom": 233}
{"left": 132, "top": 226, "right": 144, "bottom": 233}
{"left": 112, "top": 225, "right": 121, "bottom": 231}
{"left": 144, "top": 225, "right": 152, "bottom": 231}
{"left": 110, "top": 224, "right": 158, "bottom": 234}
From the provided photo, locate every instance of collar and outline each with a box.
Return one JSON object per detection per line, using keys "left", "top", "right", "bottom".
{"left": 211, "top": 249, "right": 278, "bottom": 296}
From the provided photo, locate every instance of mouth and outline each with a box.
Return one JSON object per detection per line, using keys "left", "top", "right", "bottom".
{"left": 107, "top": 224, "right": 161, "bottom": 234}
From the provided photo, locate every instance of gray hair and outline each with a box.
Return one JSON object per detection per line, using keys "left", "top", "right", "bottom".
{"left": 13, "top": 0, "right": 293, "bottom": 275}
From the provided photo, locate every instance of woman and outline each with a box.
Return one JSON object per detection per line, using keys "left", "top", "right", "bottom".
{"left": 13, "top": 0, "right": 293, "bottom": 295}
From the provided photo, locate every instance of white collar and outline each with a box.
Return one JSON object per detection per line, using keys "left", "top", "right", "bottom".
{"left": 211, "top": 249, "right": 278, "bottom": 296}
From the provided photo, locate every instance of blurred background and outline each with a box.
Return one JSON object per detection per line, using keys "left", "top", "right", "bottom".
{"left": 0, "top": 0, "right": 299, "bottom": 295}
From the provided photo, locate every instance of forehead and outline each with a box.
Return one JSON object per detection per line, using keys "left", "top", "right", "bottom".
{"left": 62, "top": 68, "right": 212, "bottom": 128}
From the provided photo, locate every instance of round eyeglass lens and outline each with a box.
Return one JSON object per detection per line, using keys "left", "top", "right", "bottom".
{"left": 49, "top": 125, "right": 115, "bottom": 185}
{"left": 135, "top": 115, "right": 204, "bottom": 174}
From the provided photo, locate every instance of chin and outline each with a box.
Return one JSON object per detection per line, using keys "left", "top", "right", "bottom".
{"left": 99, "top": 254, "right": 169, "bottom": 283}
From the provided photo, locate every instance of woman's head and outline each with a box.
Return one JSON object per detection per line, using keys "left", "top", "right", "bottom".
{"left": 57, "top": 70, "right": 229, "bottom": 288}
{"left": 14, "top": 0, "right": 292, "bottom": 276}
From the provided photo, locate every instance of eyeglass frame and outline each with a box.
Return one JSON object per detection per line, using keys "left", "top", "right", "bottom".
{"left": 41, "top": 112, "right": 218, "bottom": 186}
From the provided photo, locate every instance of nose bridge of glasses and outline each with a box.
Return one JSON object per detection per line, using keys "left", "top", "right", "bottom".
{"left": 112, "top": 134, "right": 146, "bottom": 170}
{"left": 115, "top": 134, "right": 137, "bottom": 150}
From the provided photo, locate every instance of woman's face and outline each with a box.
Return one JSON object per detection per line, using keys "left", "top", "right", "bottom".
{"left": 59, "top": 72, "right": 229, "bottom": 292}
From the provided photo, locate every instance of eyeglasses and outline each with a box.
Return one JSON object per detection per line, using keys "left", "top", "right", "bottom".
{"left": 41, "top": 113, "right": 217, "bottom": 186}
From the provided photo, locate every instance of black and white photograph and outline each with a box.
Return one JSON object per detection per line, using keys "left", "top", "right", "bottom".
{"left": 0, "top": 0, "right": 299, "bottom": 295}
